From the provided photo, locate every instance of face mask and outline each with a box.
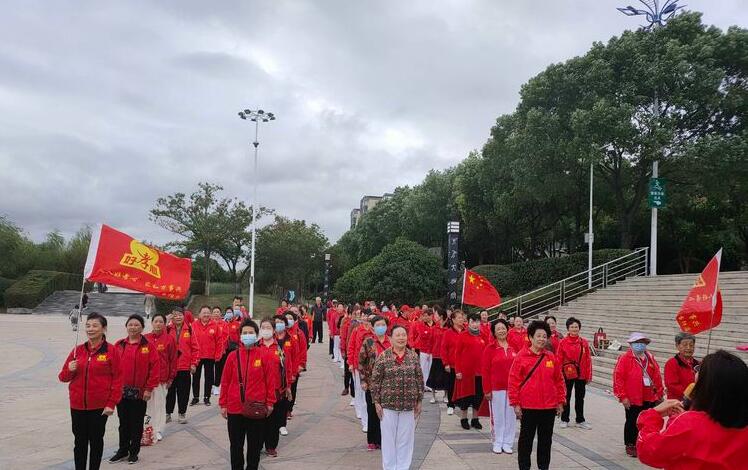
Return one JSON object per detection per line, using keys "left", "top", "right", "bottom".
{"left": 469, "top": 326, "right": 480, "bottom": 334}
{"left": 275, "top": 323, "right": 286, "bottom": 333}
{"left": 374, "top": 325, "right": 387, "bottom": 336}
{"left": 260, "top": 329, "right": 273, "bottom": 340}
{"left": 631, "top": 342, "right": 647, "bottom": 353}
{"left": 241, "top": 334, "right": 257, "bottom": 346}
{"left": 287, "top": 319, "right": 295, "bottom": 328}
{"left": 233, "top": 309, "right": 242, "bottom": 318}
{"left": 224, "top": 313, "right": 233, "bottom": 322}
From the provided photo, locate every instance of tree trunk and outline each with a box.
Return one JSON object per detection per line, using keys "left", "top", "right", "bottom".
{"left": 204, "top": 249, "right": 211, "bottom": 296}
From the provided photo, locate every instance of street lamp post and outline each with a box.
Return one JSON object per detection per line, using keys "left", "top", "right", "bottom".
{"left": 238, "top": 109, "right": 276, "bottom": 317}
{"left": 618, "top": 0, "right": 684, "bottom": 276}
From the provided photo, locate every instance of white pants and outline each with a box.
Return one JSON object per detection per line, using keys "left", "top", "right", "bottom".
{"left": 353, "top": 371, "right": 365, "bottom": 422}
{"left": 419, "top": 352, "right": 432, "bottom": 388}
{"left": 490, "top": 390, "right": 516, "bottom": 449}
{"left": 333, "top": 335, "right": 342, "bottom": 362}
{"left": 145, "top": 383, "right": 168, "bottom": 435}
{"left": 381, "top": 409, "right": 415, "bottom": 470}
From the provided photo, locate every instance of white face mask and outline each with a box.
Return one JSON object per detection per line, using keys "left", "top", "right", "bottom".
{"left": 260, "top": 329, "right": 273, "bottom": 340}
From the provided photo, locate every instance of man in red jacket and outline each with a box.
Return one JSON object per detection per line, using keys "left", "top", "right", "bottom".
{"left": 664, "top": 332, "right": 699, "bottom": 400}
{"left": 166, "top": 307, "right": 200, "bottom": 424}
{"left": 191, "top": 306, "right": 222, "bottom": 406}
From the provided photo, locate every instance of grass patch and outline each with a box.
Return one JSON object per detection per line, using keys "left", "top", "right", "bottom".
{"left": 188, "top": 293, "right": 279, "bottom": 318}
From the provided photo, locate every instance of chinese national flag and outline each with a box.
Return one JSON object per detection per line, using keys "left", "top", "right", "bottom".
{"left": 83, "top": 224, "right": 192, "bottom": 300}
{"left": 675, "top": 249, "right": 722, "bottom": 335}
{"left": 462, "top": 269, "right": 502, "bottom": 309}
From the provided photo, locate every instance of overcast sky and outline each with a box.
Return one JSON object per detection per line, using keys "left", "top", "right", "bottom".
{"left": 0, "top": 0, "right": 745, "bottom": 247}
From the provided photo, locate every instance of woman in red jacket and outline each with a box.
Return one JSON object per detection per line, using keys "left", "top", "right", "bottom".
{"left": 110, "top": 314, "right": 160, "bottom": 464}
{"left": 145, "top": 313, "right": 177, "bottom": 442}
{"left": 482, "top": 318, "right": 517, "bottom": 454}
{"left": 663, "top": 332, "right": 699, "bottom": 400}
{"left": 59, "top": 312, "right": 121, "bottom": 470}
{"left": 507, "top": 320, "right": 565, "bottom": 470}
{"left": 441, "top": 309, "right": 465, "bottom": 416}
{"left": 191, "top": 305, "right": 222, "bottom": 406}
{"left": 274, "top": 314, "right": 299, "bottom": 436}
{"left": 453, "top": 313, "right": 488, "bottom": 430}
{"left": 284, "top": 311, "right": 306, "bottom": 420}
{"left": 258, "top": 317, "right": 288, "bottom": 457}
{"left": 166, "top": 307, "right": 200, "bottom": 424}
{"left": 507, "top": 315, "right": 530, "bottom": 352}
{"left": 636, "top": 350, "right": 748, "bottom": 469}
{"left": 543, "top": 315, "right": 563, "bottom": 353}
{"left": 613, "top": 332, "right": 664, "bottom": 457}
{"left": 426, "top": 306, "right": 449, "bottom": 404}
{"left": 413, "top": 308, "right": 435, "bottom": 392}
{"left": 219, "top": 319, "right": 277, "bottom": 470}
{"left": 556, "top": 317, "right": 592, "bottom": 430}
{"left": 211, "top": 306, "right": 229, "bottom": 397}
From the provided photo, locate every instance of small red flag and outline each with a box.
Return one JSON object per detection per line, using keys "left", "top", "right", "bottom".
{"left": 84, "top": 224, "right": 192, "bottom": 300}
{"left": 462, "top": 269, "right": 502, "bottom": 309}
{"left": 675, "top": 249, "right": 722, "bottom": 334}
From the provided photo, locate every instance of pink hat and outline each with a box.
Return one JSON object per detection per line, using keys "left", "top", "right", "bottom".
{"left": 626, "top": 332, "right": 651, "bottom": 344}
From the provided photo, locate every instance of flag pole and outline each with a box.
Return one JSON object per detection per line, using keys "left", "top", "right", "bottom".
{"left": 72, "top": 275, "right": 87, "bottom": 359}
{"left": 705, "top": 248, "right": 723, "bottom": 356}
{"left": 460, "top": 268, "right": 466, "bottom": 310}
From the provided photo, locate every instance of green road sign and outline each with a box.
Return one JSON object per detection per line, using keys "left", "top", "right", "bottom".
{"left": 648, "top": 177, "right": 667, "bottom": 208}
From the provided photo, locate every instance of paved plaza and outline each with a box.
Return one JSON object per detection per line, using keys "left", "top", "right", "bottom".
{"left": 0, "top": 314, "right": 649, "bottom": 470}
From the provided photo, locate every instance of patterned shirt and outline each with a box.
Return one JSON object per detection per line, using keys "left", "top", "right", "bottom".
{"left": 370, "top": 348, "right": 424, "bottom": 411}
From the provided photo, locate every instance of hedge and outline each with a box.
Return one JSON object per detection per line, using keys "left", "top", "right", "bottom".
{"left": 0, "top": 277, "right": 16, "bottom": 307}
{"left": 4, "top": 270, "right": 85, "bottom": 308}
{"left": 467, "top": 249, "right": 632, "bottom": 298}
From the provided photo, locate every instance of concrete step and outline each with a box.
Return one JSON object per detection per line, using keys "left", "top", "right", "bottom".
{"left": 33, "top": 290, "right": 145, "bottom": 317}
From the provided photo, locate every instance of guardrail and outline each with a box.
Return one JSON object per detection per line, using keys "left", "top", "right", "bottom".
{"left": 490, "top": 247, "right": 649, "bottom": 321}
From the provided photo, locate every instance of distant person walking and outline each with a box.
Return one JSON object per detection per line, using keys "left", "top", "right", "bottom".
{"left": 311, "top": 297, "right": 325, "bottom": 344}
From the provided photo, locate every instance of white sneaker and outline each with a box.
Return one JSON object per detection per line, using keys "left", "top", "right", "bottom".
{"left": 502, "top": 445, "right": 513, "bottom": 454}
{"left": 443, "top": 395, "right": 448, "bottom": 403}
{"left": 577, "top": 422, "right": 592, "bottom": 430}
{"left": 362, "top": 426, "right": 367, "bottom": 433}
{"left": 429, "top": 397, "right": 436, "bottom": 404}
{"left": 279, "top": 427, "right": 288, "bottom": 436}
{"left": 424, "top": 387, "right": 433, "bottom": 393}
{"left": 213, "top": 386, "right": 220, "bottom": 396}
{"left": 492, "top": 445, "right": 502, "bottom": 454}
{"left": 339, "top": 364, "right": 344, "bottom": 369}
{"left": 156, "top": 432, "right": 163, "bottom": 441}
{"left": 447, "top": 407, "right": 454, "bottom": 416}
{"left": 350, "top": 399, "right": 355, "bottom": 407}
{"left": 560, "top": 421, "right": 569, "bottom": 429}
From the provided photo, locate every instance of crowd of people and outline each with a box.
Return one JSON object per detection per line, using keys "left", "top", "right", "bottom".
{"left": 59, "top": 297, "right": 747, "bottom": 470}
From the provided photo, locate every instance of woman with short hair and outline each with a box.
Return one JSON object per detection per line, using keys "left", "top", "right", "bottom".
{"left": 454, "top": 313, "right": 488, "bottom": 430}
{"left": 663, "top": 332, "right": 699, "bottom": 401}
{"left": 145, "top": 312, "right": 177, "bottom": 442}
{"left": 481, "top": 319, "right": 517, "bottom": 454}
{"left": 556, "top": 317, "right": 592, "bottom": 430}
{"left": 637, "top": 350, "right": 748, "bottom": 469}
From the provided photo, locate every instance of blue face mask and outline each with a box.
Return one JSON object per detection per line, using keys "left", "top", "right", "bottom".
{"left": 233, "top": 309, "right": 242, "bottom": 318}
{"left": 241, "top": 334, "right": 257, "bottom": 346}
{"left": 631, "top": 342, "right": 647, "bottom": 353}
{"left": 287, "top": 319, "right": 295, "bottom": 328}
{"left": 275, "top": 323, "right": 286, "bottom": 333}
{"left": 224, "top": 312, "right": 233, "bottom": 322}
{"left": 374, "top": 325, "right": 387, "bottom": 336}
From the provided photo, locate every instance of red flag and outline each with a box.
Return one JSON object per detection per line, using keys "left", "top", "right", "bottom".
{"left": 84, "top": 224, "right": 192, "bottom": 300}
{"left": 675, "top": 249, "right": 722, "bottom": 334}
{"left": 462, "top": 269, "right": 502, "bottom": 309}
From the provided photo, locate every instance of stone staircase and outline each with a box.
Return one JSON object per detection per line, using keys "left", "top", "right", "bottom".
{"left": 33, "top": 290, "right": 145, "bottom": 317}
{"left": 553, "top": 271, "right": 748, "bottom": 392}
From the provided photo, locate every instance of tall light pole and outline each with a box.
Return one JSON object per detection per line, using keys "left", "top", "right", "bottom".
{"left": 618, "top": 0, "right": 684, "bottom": 276}
{"left": 587, "top": 159, "right": 594, "bottom": 289}
{"left": 238, "top": 108, "right": 275, "bottom": 317}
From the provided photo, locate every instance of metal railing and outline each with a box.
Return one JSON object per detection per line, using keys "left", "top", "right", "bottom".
{"left": 490, "top": 247, "right": 649, "bottom": 321}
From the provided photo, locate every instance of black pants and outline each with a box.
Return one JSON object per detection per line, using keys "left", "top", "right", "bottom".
{"left": 215, "top": 352, "right": 227, "bottom": 385}
{"left": 192, "top": 358, "right": 215, "bottom": 400}
{"left": 264, "top": 397, "right": 289, "bottom": 450}
{"left": 517, "top": 408, "right": 556, "bottom": 470}
{"left": 71, "top": 408, "right": 108, "bottom": 470}
{"left": 166, "top": 370, "right": 191, "bottom": 414}
{"left": 446, "top": 369, "right": 456, "bottom": 407}
{"left": 329, "top": 333, "right": 334, "bottom": 356}
{"left": 625, "top": 401, "right": 656, "bottom": 445}
{"left": 228, "top": 414, "right": 265, "bottom": 470}
{"left": 116, "top": 399, "right": 147, "bottom": 458}
{"left": 365, "top": 391, "right": 382, "bottom": 445}
{"left": 561, "top": 379, "right": 586, "bottom": 423}
{"left": 289, "top": 377, "right": 299, "bottom": 413}
{"left": 343, "top": 361, "right": 355, "bottom": 395}
{"left": 312, "top": 321, "right": 323, "bottom": 343}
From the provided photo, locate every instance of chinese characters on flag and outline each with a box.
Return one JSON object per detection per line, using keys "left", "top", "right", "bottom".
{"left": 675, "top": 249, "right": 722, "bottom": 335}
{"left": 462, "top": 269, "right": 502, "bottom": 309}
{"left": 83, "top": 224, "right": 192, "bottom": 300}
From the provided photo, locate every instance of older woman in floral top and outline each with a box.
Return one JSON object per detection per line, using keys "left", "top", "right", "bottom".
{"left": 371, "top": 325, "right": 424, "bottom": 470}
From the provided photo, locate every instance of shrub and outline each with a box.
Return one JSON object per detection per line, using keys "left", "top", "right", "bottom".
{"left": 0, "top": 277, "right": 16, "bottom": 307}
{"left": 190, "top": 280, "right": 205, "bottom": 296}
{"left": 4, "top": 270, "right": 84, "bottom": 308}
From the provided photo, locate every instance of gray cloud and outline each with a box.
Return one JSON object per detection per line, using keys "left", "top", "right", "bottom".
{"left": 0, "top": 0, "right": 745, "bottom": 250}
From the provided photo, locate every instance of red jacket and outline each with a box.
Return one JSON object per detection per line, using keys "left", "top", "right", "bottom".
{"left": 431, "top": 325, "right": 445, "bottom": 359}
{"left": 289, "top": 325, "right": 307, "bottom": 370}
{"left": 613, "top": 350, "right": 664, "bottom": 406}
{"left": 146, "top": 331, "right": 177, "bottom": 384}
{"left": 482, "top": 342, "right": 516, "bottom": 392}
{"left": 226, "top": 319, "right": 241, "bottom": 347}
{"left": 440, "top": 327, "right": 462, "bottom": 368}
{"left": 546, "top": 331, "right": 562, "bottom": 353}
{"left": 664, "top": 355, "right": 698, "bottom": 400}
{"left": 340, "top": 317, "right": 353, "bottom": 355}
{"left": 507, "top": 347, "right": 566, "bottom": 409}
{"left": 453, "top": 330, "right": 488, "bottom": 400}
{"left": 168, "top": 323, "right": 200, "bottom": 371}
{"left": 183, "top": 310, "right": 194, "bottom": 325}
{"left": 413, "top": 321, "right": 435, "bottom": 354}
{"left": 58, "top": 340, "right": 122, "bottom": 410}
{"left": 115, "top": 336, "right": 160, "bottom": 395}
{"left": 215, "top": 321, "right": 228, "bottom": 355}
{"left": 507, "top": 328, "right": 530, "bottom": 352}
{"left": 556, "top": 335, "right": 592, "bottom": 382}
{"left": 192, "top": 319, "right": 222, "bottom": 361}
{"left": 257, "top": 339, "right": 286, "bottom": 395}
{"left": 326, "top": 308, "right": 339, "bottom": 335}
{"left": 637, "top": 409, "right": 748, "bottom": 470}
{"left": 348, "top": 325, "right": 367, "bottom": 369}
{"left": 276, "top": 331, "right": 300, "bottom": 381}
{"left": 219, "top": 347, "right": 277, "bottom": 414}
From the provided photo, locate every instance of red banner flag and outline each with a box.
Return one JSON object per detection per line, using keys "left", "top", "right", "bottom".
{"left": 83, "top": 224, "right": 192, "bottom": 300}
{"left": 462, "top": 269, "right": 502, "bottom": 309}
{"left": 675, "top": 249, "right": 722, "bottom": 334}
